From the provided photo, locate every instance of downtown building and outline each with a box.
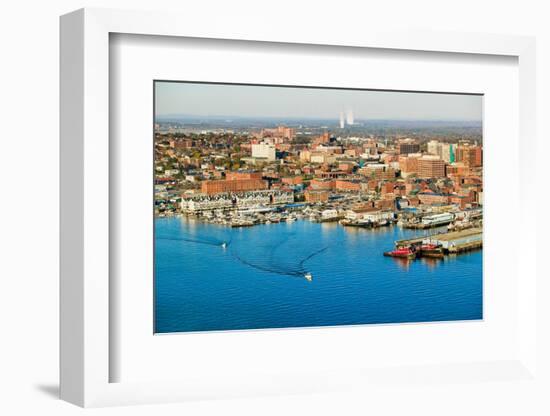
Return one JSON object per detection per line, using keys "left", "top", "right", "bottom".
{"left": 397, "top": 139, "right": 421, "bottom": 155}
{"left": 417, "top": 155, "right": 446, "bottom": 178}
{"left": 398, "top": 153, "right": 422, "bottom": 178}
{"left": 441, "top": 143, "right": 458, "bottom": 163}
{"left": 456, "top": 145, "right": 483, "bottom": 167}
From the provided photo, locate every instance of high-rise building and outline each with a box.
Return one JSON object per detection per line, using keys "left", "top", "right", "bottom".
{"left": 397, "top": 139, "right": 420, "bottom": 155}
{"left": 456, "top": 145, "right": 482, "bottom": 167}
{"left": 399, "top": 153, "right": 421, "bottom": 178}
{"left": 441, "top": 143, "right": 457, "bottom": 163}
{"left": 427, "top": 140, "right": 442, "bottom": 157}
{"left": 418, "top": 155, "right": 446, "bottom": 178}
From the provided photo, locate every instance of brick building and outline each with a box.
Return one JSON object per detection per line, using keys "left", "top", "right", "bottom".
{"left": 225, "top": 171, "right": 262, "bottom": 181}
{"left": 417, "top": 156, "right": 446, "bottom": 178}
{"left": 282, "top": 176, "right": 303, "bottom": 185}
{"left": 417, "top": 192, "right": 450, "bottom": 205}
{"left": 304, "top": 190, "right": 329, "bottom": 202}
{"left": 397, "top": 140, "right": 420, "bottom": 155}
{"left": 456, "top": 145, "right": 483, "bottom": 167}
{"left": 309, "top": 179, "right": 335, "bottom": 190}
{"left": 359, "top": 164, "right": 396, "bottom": 180}
{"left": 399, "top": 153, "right": 421, "bottom": 177}
{"left": 201, "top": 178, "right": 268, "bottom": 195}
{"left": 335, "top": 180, "right": 362, "bottom": 192}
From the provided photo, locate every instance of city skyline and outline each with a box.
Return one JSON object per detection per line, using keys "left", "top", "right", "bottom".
{"left": 155, "top": 81, "right": 483, "bottom": 122}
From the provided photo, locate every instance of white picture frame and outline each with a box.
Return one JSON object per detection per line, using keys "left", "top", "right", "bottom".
{"left": 60, "top": 7, "right": 538, "bottom": 407}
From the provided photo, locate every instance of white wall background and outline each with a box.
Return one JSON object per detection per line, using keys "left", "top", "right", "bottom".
{"left": 0, "top": 1, "right": 547, "bottom": 415}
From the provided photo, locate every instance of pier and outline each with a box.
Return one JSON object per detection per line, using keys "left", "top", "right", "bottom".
{"left": 394, "top": 227, "right": 482, "bottom": 254}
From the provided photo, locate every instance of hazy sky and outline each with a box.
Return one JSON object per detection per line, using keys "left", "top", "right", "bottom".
{"left": 155, "top": 81, "right": 482, "bottom": 121}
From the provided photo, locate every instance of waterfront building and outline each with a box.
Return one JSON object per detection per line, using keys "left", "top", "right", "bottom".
{"left": 345, "top": 207, "right": 394, "bottom": 222}
{"left": 182, "top": 190, "right": 294, "bottom": 212}
{"left": 421, "top": 212, "right": 455, "bottom": 226}
{"left": 321, "top": 209, "right": 339, "bottom": 220}
{"left": 423, "top": 228, "right": 482, "bottom": 249}
{"left": 181, "top": 195, "right": 234, "bottom": 212}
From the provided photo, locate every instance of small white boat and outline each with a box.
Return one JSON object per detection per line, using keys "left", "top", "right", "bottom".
{"left": 304, "top": 272, "right": 313, "bottom": 281}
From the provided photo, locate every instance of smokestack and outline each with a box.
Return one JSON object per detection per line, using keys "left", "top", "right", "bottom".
{"left": 346, "top": 108, "right": 354, "bottom": 125}
{"left": 339, "top": 111, "right": 345, "bottom": 129}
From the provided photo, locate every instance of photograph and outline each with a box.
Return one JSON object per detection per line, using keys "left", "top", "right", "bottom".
{"left": 153, "top": 81, "right": 483, "bottom": 334}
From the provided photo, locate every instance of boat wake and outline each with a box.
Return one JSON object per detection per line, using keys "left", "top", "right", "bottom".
{"left": 230, "top": 252, "right": 306, "bottom": 277}
{"left": 158, "top": 229, "right": 327, "bottom": 280}
{"left": 298, "top": 247, "right": 328, "bottom": 269}
{"left": 229, "top": 234, "right": 328, "bottom": 280}
{"left": 157, "top": 235, "right": 231, "bottom": 248}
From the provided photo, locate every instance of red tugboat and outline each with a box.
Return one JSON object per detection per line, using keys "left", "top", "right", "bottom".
{"left": 383, "top": 246, "right": 416, "bottom": 260}
{"left": 419, "top": 243, "right": 444, "bottom": 259}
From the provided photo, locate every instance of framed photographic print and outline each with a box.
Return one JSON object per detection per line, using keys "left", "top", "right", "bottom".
{"left": 60, "top": 8, "right": 539, "bottom": 408}
{"left": 153, "top": 81, "right": 483, "bottom": 334}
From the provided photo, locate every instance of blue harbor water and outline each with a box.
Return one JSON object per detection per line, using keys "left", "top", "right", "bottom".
{"left": 155, "top": 217, "right": 482, "bottom": 333}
